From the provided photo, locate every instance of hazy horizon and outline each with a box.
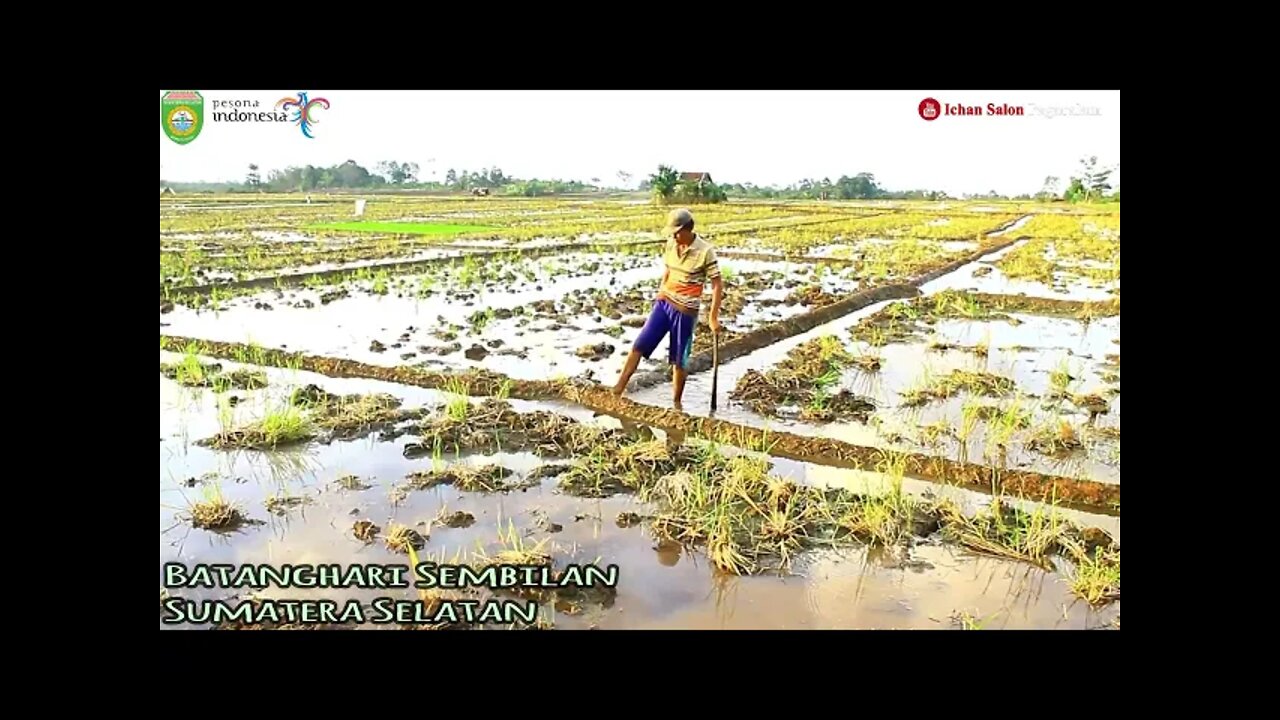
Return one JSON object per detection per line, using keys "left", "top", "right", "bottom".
{"left": 159, "top": 90, "right": 1119, "bottom": 196}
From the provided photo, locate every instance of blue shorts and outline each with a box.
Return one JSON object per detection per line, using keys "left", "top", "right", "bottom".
{"left": 633, "top": 299, "right": 696, "bottom": 369}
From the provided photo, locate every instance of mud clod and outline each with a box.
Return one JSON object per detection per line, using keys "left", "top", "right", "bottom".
{"left": 404, "top": 464, "right": 516, "bottom": 493}
{"left": 786, "top": 285, "right": 841, "bottom": 308}
{"left": 616, "top": 512, "right": 643, "bottom": 528}
{"left": 527, "top": 463, "right": 571, "bottom": 479}
{"left": 320, "top": 288, "right": 348, "bottom": 305}
{"left": 353, "top": 520, "right": 380, "bottom": 542}
{"left": 1072, "top": 393, "right": 1111, "bottom": 415}
{"left": 369, "top": 340, "right": 387, "bottom": 353}
{"left": 265, "top": 494, "right": 313, "bottom": 515}
{"left": 911, "top": 507, "right": 942, "bottom": 537}
{"left": 335, "top": 475, "right": 372, "bottom": 491}
{"left": 1028, "top": 420, "right": 1085, "bottom": 457}
{"left": 851, "top": 355, "right": 882, "bottom": 372}
{"left": 418, "top": 342, "right": 462, "bottom": 356}
{"left": 385, "top": 524, "right": 427, "bottom": 553}
{"left": 1080, "top": 527, "right": 1117, "bottom": 554}
{"left": 290, "top": 384, "right": 336, "bottom": 406}
{"left": 531, "top": 509, "right": 564, "bottom": 534}
{"left": 190, "top": 496, "right": 248, "bottom": 531}
{"left": 464, "top": 344, "right": 489, "bottom": 360}
{"left": 438, "top": 510, "right": 476, "bottom": 528}
{"left": 576, "top": 342, "right": 615, "bottom": 361}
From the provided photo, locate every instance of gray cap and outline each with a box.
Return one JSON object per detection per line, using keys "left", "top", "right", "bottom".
{"left": 663, "top": 207, "right": 694, "bottom": 235}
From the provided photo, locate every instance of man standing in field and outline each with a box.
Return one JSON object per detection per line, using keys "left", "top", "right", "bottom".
{"left": 612, "top": 207, "right": 723, "bottom": 409}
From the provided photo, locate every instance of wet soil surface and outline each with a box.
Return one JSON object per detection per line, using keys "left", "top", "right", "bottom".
{"left": 849, "top": 289, "right": 1118, "bottom": 347}
{"left": 160, "top": 258, "right": 864, "bottom": 383}
{"left": 163, "top": 374, "right": 1118, "bottom": 629}
{"left": 160, "top": 360, "right": 268, "bottom": 391}
{"left": 161, "top": 220, "right": 1120, "bottom": 629}
{"left": 198, "top": 384, "right": 429, "bottom": 450}
{"left": 163, "top": 334, "right": 1120, "bottom": 509}
{"left": 730, "top": 337, "right": 876, "bottom": 422}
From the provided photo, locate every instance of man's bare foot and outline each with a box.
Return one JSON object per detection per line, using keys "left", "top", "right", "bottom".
{"left": 672, "top": 400, "right": 683, "bottom": 412}
{"left": 611, "top": 386, "right": 624, "bottom": 397}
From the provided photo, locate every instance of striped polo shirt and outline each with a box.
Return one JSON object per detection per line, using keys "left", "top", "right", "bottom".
{"left": 659, "top": 234, "right": 720, "bottom": 316}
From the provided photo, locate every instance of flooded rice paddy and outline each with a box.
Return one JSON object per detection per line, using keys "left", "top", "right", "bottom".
{"left": 161, "top": 196, "right": 1119, "bottom": 630}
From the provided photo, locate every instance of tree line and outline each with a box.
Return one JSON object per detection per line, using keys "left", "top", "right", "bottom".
{"left": 161, "top": 156, "right": 1117, "bottom": 203}
{"left": 217, "top": 161, "right": 595, "bottom": 196}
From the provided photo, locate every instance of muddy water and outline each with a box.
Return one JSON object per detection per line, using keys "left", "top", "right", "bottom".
{"left": 160, "top": 360, "right": 1117, "bottom": 630}
{"left": 762, "top": 455, "right": 1118, "bottom": 541}
{"left": 161, "top": 256, "right": 850, "bottom": 383}
{"left": 921, "top": 240, "right": 1117, "bottom": 302}
{"left": 602, "top": 545, "right": 1115, "bottom": 630}
{"left": 631, "top": 238, "right": 1120, "bottom": 483}
{"left": 634, "top": 307, "right": 1119, "bottom": 484}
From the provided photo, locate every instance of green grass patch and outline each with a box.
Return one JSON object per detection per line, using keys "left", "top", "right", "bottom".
{"left": 306, "top": 221, "right": 497, "bottom": 235}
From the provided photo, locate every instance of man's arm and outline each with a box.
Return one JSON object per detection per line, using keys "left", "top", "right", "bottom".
{"left": 705, "top": 248, "right": 723, "bottom": 331}
{"left": 709, "top": 276, "right": 724, "bottom": 332}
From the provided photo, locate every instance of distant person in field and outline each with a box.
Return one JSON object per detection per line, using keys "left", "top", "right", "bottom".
{"left": 612, "top": 207, "right": 723, "bottom": 409}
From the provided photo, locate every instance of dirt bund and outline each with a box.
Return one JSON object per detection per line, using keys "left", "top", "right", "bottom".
{"left": 160, "top": 335, "right": 565, "bottom": 401}
{"left": 629, "top": 283, "right": 921, "bottom": 390}
{"left": 160, "top": 239, "right": 664, "bottom": 298}
{"left": 569, "top": 387, "right": 1119, "bottom": 514}
{"left": 968, "top": 292, "right": 1120, "bottom": 317}
{"left": 912, "top": 235, "right": 1024, "bottom": 286}
{"left": 160, "top": 332, "right": 1120, "bottom": 514}
{"left": 627, "top": 236, "right": 1024, "bottom": 390}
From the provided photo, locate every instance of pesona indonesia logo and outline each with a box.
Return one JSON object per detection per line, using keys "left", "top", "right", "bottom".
{"left": 161, "top": 91, "right": 204, "bottom": 144}
{"left": 919, "top": 97, "right": 1099, "bottom": 120}
{"left": 276, "top": 91, "right": 331, "bottom": 138}
{"left": 182, "top": 91, "right": 333, "bottom": 139}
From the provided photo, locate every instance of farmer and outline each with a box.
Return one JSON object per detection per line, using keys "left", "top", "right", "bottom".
{"left": 612, "top": 207, "right": 723, "bottom": 409}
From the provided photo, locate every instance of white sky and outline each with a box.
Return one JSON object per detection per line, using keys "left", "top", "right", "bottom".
{"left": 159, "top": 90, "right": 1119, "bottom": 196}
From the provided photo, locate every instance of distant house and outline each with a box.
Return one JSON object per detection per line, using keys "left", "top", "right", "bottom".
{"left": 680, "top": 172, "right": 713, "bottom": 187}
{"left": 161, "top": 186, "right": 176, "bottom": 196}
